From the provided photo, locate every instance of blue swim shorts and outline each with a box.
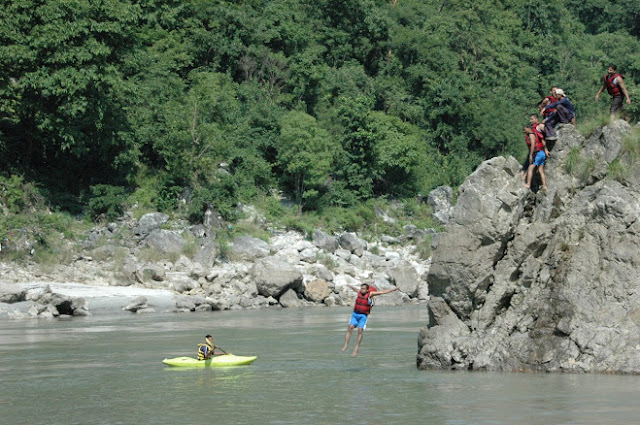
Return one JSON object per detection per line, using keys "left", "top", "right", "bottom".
{"left": 534, "top": 150, "right": 546, "bottom": 166}
{"left": 349, "top": 312, "right": 368, "bottom": 329}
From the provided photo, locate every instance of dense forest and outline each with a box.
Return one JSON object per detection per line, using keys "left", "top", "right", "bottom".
{"left": 1, "top": 0, "right": 640, "bottom": 223}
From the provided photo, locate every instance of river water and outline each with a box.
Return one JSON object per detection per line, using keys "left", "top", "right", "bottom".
{"left": 1, "top": 305, "right": 639, "bottom": 424}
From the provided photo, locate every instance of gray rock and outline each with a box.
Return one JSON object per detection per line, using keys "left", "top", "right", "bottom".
{"left": 427, "top": 186, "right": 454, "bottom": 224}
{"left": 193, "top": 236, "right": 218, "bottom": 267}
{"left": 314, "top": 264, "right": 334, "bottom": 282}
{"left": 230, "top": 235, "right": 270, "bottom": 261}
{"left": 374, "top": 206, "right": 396, "bottom": 223}
{"left": 279, "top": 288, "right": 303, "bottom": 308}
{"left": 195, "top": 303, "right": 213, "bottom": 312}
{"left": 133, "top": 212, "right": 169, "bottom": 237}
{"left": 312, "top": 230, "right": 339, "bottom": 253}
{"left": 123, "top": 296, "right": 149, "bottom": 313}
{"left": 334, "top": 248, "right": 352, "bottom": 261}
{"left": 338, "top": 233, "right": 367, "bottom": 256}
{"left": 206, "top": 296, "right": 230, "bottom": 311}
{"left": 144, "top": 229, "right": 185, "bottom": 253}
{"left": 25, "top": 284, "right": 52, "bottom": 301}
{"left": 203, "top": 208, "right": 225, "bottom": 230}
{"left": 0, "top": 284, "right": 26, "bottom": 303}
{"left": 417, "top": 283, "right": 430, "bottom": 300}
{"left": 175, "top": 297, "right": 196, "bottom": 311}
{"left": 168, "top": 273, "right": 198, "bottom": 293}
{"left": 324, "top": 296, "right": 337, "bottom": 307}
{"left": 251, "top": 257, "right": 304, "bottom": 297}
{"left": 172, "top": 256, "right": 195, "bottom": 272}
{"left": 71, "top": 297, "right": 90, "bottom": 316}
{"left": 136, "top": 264, "right": 166, "bottom": 283}
{"left": 136, "top": 307, "right": 156, "bottom": 314}
{"left": 381, "top": 235, "right": 400, "bottom": 244}
{"left": 387, "top": 261, "right": 421, "bottom": 297}
{"left": 299, "top": 247, "right": 318, "bottom": 263}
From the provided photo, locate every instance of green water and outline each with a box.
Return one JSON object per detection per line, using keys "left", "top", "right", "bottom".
{"left": 1, "top": 305, "right": 638, "bottom": 424}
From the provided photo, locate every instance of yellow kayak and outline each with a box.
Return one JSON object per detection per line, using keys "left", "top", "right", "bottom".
{"left": 162, "top": 354, "right": 257, "bottom": 367}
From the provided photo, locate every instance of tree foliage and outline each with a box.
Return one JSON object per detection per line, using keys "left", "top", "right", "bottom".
{"left": 1, "top": 0, "right": 639, "bottom": 220}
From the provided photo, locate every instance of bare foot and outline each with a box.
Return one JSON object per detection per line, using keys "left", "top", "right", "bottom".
{"left": 341, "top": 345, "right": 347, "bottom": 352}
{"left": 542, "top": 186, "right": 548, "bottom": 191}
{"left": 351, "top": 351, "right": 358, "bottom": 357}
{"left": 524, "top": 185, "right": 530, "bottom": 190}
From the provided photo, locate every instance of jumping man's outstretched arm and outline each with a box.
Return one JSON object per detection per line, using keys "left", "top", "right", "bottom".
{"left": 370, "top": 287, "right": 399, "bottom": 297}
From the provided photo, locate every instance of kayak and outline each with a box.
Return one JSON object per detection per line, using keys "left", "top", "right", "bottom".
{"left": 162, "top": 354, "right": 257, "bottom": 367}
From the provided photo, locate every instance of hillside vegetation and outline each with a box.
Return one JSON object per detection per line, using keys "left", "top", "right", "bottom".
{"left": 1, "top": 0, "right": 640, "bottom": 250}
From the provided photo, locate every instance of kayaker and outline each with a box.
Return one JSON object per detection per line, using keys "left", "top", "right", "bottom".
{"left": 197, "top": 335, "right": 227, "bottom": 360}
{"left": 341, "top": 283, "right": 399, "bottom": 356}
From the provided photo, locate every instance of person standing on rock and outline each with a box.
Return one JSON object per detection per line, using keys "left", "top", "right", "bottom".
{"left": 197, "top": 334, "right": 226, "bottom": 360}
{"left": 595, "top": 64, "right": 631, "bottom": 118}
{"left": 342, "top": 283, "right": 399, "bottom": 356}
{"left": 524, "top": 119, "right": 549, "bottom": 191}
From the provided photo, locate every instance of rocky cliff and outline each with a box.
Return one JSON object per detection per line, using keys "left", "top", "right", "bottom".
{"left": 417, "top": 120, "right": 640, "bottom": 374}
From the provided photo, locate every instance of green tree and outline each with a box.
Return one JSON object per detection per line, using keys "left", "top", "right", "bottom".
{"left": 0, "top": 0, "right": 140, "bottom": 187}
{"left": 278, "top": 110, "right": 335, "bottom": 214}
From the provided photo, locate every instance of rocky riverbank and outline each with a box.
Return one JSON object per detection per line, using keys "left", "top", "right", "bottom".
{"left": 0, "top": 193, "right": 452, "bottom": 319}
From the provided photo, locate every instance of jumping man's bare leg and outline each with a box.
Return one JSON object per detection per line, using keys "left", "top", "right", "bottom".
{"left": 351, "top": 328, "right": 364, "bottom": 356}
{"left": 342, "top": 325, "right": 355, "bottom": 352}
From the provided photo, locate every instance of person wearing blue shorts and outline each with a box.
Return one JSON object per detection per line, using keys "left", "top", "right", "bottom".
{"left": 341, "top": 283, "right": 399, "bottom": 356}
{"left": 524, "top": 117, "right": 550, "bottom": 191}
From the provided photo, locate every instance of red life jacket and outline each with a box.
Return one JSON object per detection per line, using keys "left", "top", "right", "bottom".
{"left": 532, "top": 127, "right": 545, "bottom": 152}
{"left": 354, "top": 287, "right": 376, "bottom": 315}
{"left": 604, "top": 73, "right": 623, "bottom": 96}
{"left": 543, "top": 95, "right": 557, "bottom": 116}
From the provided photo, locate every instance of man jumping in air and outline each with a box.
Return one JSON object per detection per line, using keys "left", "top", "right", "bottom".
{"left": 341, "top": 283, "right": 399, "bottom": 356}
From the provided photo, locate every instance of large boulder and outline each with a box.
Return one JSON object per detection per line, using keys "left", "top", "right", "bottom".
{"left": 230, "top": 236, "right": 270, "bottom": 261}
{"left": 312, "top": 230, "right": 339, "bottom": 253}
{"left": 0, "top": 284, "right": 26, "bottom": 303}
{"left": 418, "top": 121, "right": 640, "bottom": 374}
{"left": 193, "top": 236, "right": 218, "bottom": 267}
{"left": 135, "top": 264, "right": 166, "bottom": 283}
{"left": 133, "top": 212, "right": 169, "bottom": 237}
{"left": 387, "top": 261, "right": 421, "bottom": 297}
{"left": 251, "top": 257, "right": 304, "bottom": 297}
{"left": 144, "top": 229, "right": 185, "bottom": 253}
{"left": 122, "top": 296, "right": 150, "bottom": 313}
{"left": 279, "top": 288, "right": 303, "bottom": 308}
{"left": 427, "top": 186, "right": 454, "bottom": 224}
{"left": 338, "top": 233, "right": 367, "bottom": 256}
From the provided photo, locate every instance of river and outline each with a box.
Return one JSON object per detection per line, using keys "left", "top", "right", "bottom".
{"left": 1, "top": 305, "right": 638, "bottom": 424}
